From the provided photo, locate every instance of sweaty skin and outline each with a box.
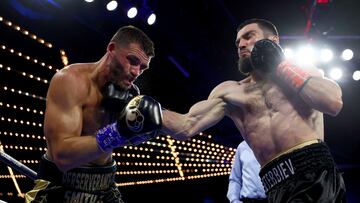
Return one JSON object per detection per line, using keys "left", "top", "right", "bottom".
{"left": 161, "top": 23, "right": 343, "bottom": 166}
{"left": 44, "top": 43, "right": 151, "bottom": 172}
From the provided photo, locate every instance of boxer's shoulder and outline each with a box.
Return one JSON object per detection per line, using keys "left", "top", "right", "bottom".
{"left": 209, "top": 80, "right": 247, "bottom": 100}
{"left": 239, "top": 76, "right": 252, "bottom": 84}
{"left": 55, "top": 63, "right": 93, "bottom": 86}
{"left": 48, "top": 65, "right": 93, "bottom": 106}
{"left": 213, "top": 80, "right": 242, "bottom": 91}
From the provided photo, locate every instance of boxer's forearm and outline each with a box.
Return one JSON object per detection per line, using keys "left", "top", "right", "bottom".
{"left": 274, "top": 59, "right": 343, "bottom": 116}
{"left": 299, "top": 77, "right": 343, "bottom": 116}
{"left": 160, "top": 110, "right": 190, "bottom": 140}
{"left": 161, "top": 99, "right": 226, "bottom": 140}
{"left": 49, "top": 135, "right": 105, "bottom": 172}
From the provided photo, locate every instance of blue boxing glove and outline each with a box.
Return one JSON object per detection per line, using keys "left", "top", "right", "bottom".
{"left": 96, "top": 95, "right": 162, "bottom": 152}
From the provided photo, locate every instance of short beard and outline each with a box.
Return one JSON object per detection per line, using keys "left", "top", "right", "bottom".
{"left": 108, "top": 57, "right": 128, "bottom": 90}
{"left": 237, "top": 56, "right": 253, "bottom": 75}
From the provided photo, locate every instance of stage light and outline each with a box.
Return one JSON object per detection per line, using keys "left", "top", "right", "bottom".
{"left": 147, "top": 13, "right": 156, "bottom": 25}
{"left": 1, "top": 16, "right": 53, "bottom": 49}
{"left": 320, "top": 48, "right": 333, "bottom": 62}
{"left": 1, "top": 44, "right": 59, "bottom": 71}
{"left": 284, "top": 48, "right": 294, "bottom": 59}
{"left": 1, "top": 85, "right": 46, "bottom": 100}
{"left": 341, "top": 49, "right": 353, "bottom": 61}
{"left": 318, "top": 68, "right": 325, "bottom": 77}
{"left": 84, "top": 0, "right": 94, "bottom": 2}
{"left": 353, "top": 70, "right": 360, "bottom": 81}
{"left": 329, "top": 67, "right": 343, "bottom": 80}
{"left": 296, "top": 46, "right": 315, "bottom": 65}
{"left": 127, "top": 7, "right": 138, "bottom": 18}
{"left": 106, "top": 0, "right": 118, "bottom": 11}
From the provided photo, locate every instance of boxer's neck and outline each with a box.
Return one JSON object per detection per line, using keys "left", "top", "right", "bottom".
{"left": 251, "top": 70, "right": 266, "bottom": 82}
{"left": 92, "top": 53, "right": 111, "bottom": 90}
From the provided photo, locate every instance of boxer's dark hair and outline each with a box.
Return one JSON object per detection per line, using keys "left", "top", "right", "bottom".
{"left": 111, "top": 25, "right": 155, "bottom": 57}
{"left": 237, "top": 18, "right": 278, "bottom": 37}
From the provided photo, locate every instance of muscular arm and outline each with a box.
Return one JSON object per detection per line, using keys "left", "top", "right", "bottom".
{"left": 299, "top": 75, "right": 343, "bottom": 116}
{"left": 283, "top": 61, "right": 343, "bottom": 116}
{"left": 45, "top": 71, "right": 103, "bottom": 172}
{"left": 283, "top": 63, "right": 343, "bottom": 116}
{"left": 276, "top": 60, "right": 343, "bottom": 116}
{"left": 161, "top": 83, "right": 234, "bottom": 140}
{"left": 275, "top": 60, "right": 343, "bottom": 116}
{"left": 161, "top": 98, "right": 227, "bottom": 140}
{"left": 251, "top": 39, "right": 343, "bottom": 116}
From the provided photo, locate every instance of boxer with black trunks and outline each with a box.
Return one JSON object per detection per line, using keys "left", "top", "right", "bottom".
{"left": 160, "top": 18, "right": 346, "bottom": 202}
{"left": 25, "top": 25, "right": 163, "bottom": 203}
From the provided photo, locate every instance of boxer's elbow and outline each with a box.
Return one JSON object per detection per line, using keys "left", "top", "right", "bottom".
{"left": 180, "top": 116, "right": 202, "bottom": 138}
{"left": 52, "top": 153, "right": 74, "bottom": 172}
{"left": 326, "top": 98, "right": 343, "bottom": 116}
{"left": 326, "top": 80, "right": 343, "bottom": 116}
{"left": 309, "top": 83, "right": 343, "bottom": 116}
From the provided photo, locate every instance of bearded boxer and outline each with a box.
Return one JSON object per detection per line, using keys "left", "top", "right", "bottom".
{"left": 161, "top": 19, "right": 346, "bottom": 202}
{"left": 25, "top": 25, "right": 162, "bottom": 203}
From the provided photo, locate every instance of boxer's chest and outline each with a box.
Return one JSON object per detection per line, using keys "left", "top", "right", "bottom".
{"left": 81, "top": 89, "right": 110, "bottom": 135}
{"left": 82, "top": 106, "right": 106, "bottom": 135}
{"left": 243, "top": 79, "right": 310, "bottom": 118}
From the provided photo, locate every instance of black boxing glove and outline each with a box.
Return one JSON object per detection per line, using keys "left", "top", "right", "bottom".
{"left": 250, "top": 39, "right": 285, "bottom": 72}
{"left": 96, "top": 95, "right": 162, "bottom": 151}
{"left": 251, "top": 39, "right": 312, "bottom": 92}
{"left": 102, "top": 82, "right": 140, "bottom": 112}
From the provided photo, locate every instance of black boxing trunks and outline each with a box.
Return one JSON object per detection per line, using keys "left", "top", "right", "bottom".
{"left": 25, "top": 155, "right": 124, "bottom": 203}
{"left": 259, "top": 140, "right": 346, "bottom": 203}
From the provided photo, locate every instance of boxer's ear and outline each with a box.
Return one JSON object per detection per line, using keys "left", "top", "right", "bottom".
{"left": 107, "top": 42, "right": 117, "bottom": 55}
{"left": 268, "top": 35, "right": 279, "bottom": 44}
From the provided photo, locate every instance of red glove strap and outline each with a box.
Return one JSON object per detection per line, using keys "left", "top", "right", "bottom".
{"left": 276, "top": 61, "right": 312, "bottom": 92}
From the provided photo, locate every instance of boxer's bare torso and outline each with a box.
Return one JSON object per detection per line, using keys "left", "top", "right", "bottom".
{"left": 162, "top": 70, "right": 329, "bottom": 166}
{"left": 215, "top": 75, "right": 323, "bottom": 166}
{"left": 45, "top": 63, "right": 112, "bottom": 167}
{"left": 44, "top": 42, "right": 151, "bottom": 171}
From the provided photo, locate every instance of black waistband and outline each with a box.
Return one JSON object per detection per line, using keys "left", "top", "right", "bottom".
{"left": 259, "top": 142, "right": 336, "bottom": 193}
{"left": 37, "top": 155, "right": 117, "bottom": 192}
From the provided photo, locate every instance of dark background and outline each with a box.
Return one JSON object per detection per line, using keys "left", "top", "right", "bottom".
{"left": 0, "top": 0, "right": 359, "bottom": 202}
